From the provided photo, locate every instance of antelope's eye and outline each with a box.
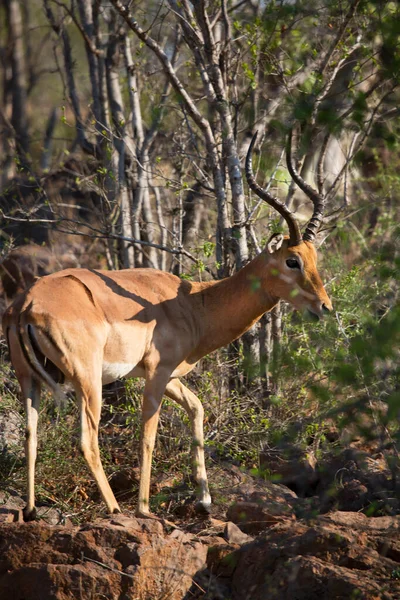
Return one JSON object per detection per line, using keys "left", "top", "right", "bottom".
{"left": 286, "top": 258, "right": 300, "bottom": 269}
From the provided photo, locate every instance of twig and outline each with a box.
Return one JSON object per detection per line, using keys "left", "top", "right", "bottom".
{"left": 317, "top": 0, "right": 361, "bottom": 77}
{"left": 316, "top": 132, "right": 331, "bottom": 195}
{"left": 51, "top": 0, "right": 104, "bottom": 57}
{"left": 0, "top": 211, "right": 217, "bottom": 277}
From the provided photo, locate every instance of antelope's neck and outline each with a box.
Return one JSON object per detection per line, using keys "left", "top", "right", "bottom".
{"left": 195, "top": 252, "right": 278, "bottom": 356}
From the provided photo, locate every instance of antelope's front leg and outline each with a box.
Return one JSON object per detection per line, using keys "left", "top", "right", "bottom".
{"left": 165, "top": 378, "right": 211, "bottom": 514}
{"left": 136, "top": 367, "right": 170, "bottom": 518}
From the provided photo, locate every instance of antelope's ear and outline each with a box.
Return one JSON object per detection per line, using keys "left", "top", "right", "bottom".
{"left": 267, "top": 233, "right": 284, "bottom": 254}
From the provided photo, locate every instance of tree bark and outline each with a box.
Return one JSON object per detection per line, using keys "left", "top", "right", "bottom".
{"left": 5, "top": 0, "right": 29, "bottom": 168}
{"left": 105, "top": 20, "right": 134, "bottom": 268}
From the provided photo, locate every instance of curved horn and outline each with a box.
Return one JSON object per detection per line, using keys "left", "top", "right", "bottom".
{"left": 286, "top": 128, "right": 325, "bottom": 242}
{"left": 246, "top": 131, "right": 302, "bottom": 247}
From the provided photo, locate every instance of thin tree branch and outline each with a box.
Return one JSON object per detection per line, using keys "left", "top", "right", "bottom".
{"left": 0, "top": 211, "right": 217, "bottom": 276}
{"left": 317, "top": 0, "right": 361, "bottom": 77}
{"left": 316, "top": 131, "right": 331, "bottom": 195}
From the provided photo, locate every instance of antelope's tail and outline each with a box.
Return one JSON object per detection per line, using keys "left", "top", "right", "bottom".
{"left": 6, "top": 318, "right": 67, "bottom": 407}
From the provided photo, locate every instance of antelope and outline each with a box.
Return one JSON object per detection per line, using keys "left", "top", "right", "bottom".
{"left": 2, "top": 132, "right": 332, "bottom": 521}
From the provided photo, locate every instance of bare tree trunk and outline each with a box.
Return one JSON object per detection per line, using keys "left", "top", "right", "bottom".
{"left": 271, "top": 303, "right": 282, "bottom": 395}
{"left": 106, "top": 21, "right": 134, "bottom": 268}
{"left": 40, "top": 107, "right": 58, "bottom": 171}
{"left": 138, "top": 147, "right": 159, "bottom": 269}
{"left": 193, "top": 2, "right": 249, "bottom": 268}
{"left": 1, "top": 3, "right": 17, "bottom": 183}
{"left": 242, "top": 322, "right": 260, "bottom": 385}
{"left": 94, "top": 2, "right": 110, "bottom": 130}
{"left": 182, "top": 182, "right": 206, "bottom": 250}
{"left": 0, "top": 108, "right": 16, "bottom": 184}
{"left": 259, "top": 312, "right": 272, "bottom": 401}
{"left": 44, "top": 0, "right": 95, "bottom": 155}
{"left": 77, "top": 0, "right": 103, "bottom": 149}
{"left": 125, "top": 37, "right": 144, "bottom": 267}
{"left": 124, "top": 36, "right": 160, "bottom": 269}
{"left": 152, "top": 179, "right": 168, "bottom": 271}
{"left": 5, "top": 0, "right": 29, "bottom": 169}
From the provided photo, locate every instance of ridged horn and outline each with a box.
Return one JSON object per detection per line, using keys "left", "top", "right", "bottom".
{"left": 286, "top": 128, "right": 325, "bottom": 242}
{"left": 246, "top": 131, "right": 302, "bottom": 247}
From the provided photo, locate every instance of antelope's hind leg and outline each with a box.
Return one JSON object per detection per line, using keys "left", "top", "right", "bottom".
{"left": 75, "top": 378, "right": 121, "bottom": 515}
{"left": 165, "top": 378, "right": 212, "bottom": 514}
{"left": 21, "top": 377, "right": 41, "bottom": 521}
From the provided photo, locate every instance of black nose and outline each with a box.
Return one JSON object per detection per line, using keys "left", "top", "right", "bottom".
{"left": 322, "top": 303, "right": 331, "bottom": 314}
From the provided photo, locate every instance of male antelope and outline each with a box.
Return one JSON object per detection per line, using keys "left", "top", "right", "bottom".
{"left": 3, "top": 132, "right": 332, "bottom": 520}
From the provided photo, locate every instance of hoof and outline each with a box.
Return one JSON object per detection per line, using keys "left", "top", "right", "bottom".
{"left": 23, "top": 506, "right": 37, "bottom": 522}
{"left": 135, "top": 509, "right": 161, "bottom": 520}
{"left": 195, "top": 500, "right": 212, "bottom": 515}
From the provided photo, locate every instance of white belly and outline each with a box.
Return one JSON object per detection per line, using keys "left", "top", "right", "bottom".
{"left": 102, "top": 361, "right": 145, "bottom": 384}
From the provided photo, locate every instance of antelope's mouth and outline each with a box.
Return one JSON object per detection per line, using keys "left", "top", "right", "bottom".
{"left": 307, "top": 309, "right": 321, "bottom": 322}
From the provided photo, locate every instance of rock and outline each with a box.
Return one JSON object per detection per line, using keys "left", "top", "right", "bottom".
{"left": 260, "top": 441, "right": 399, "bottom": 517}
{"left": 207, "top": 543, "right": 240, "bottom": 578}
{"left": 0, "top": 509, "right": 399, "bottom": 599}
{"left": 168, "top": 527, "right": 194, "bottom": 543}
{"left": 0, "top": 518, "right": 207, "bottom": 600}
{"left": 209, "top": 517, "right": 226, "bottom": 532}
{"left": 208, "top": 513, "right": 400, "bottom": 599}
{"left": 237, "top": 554, "right": 384, "bottom": 600}
{"left": 226, "top": 499, "right": 295, "bottom": 534}
{"left": 224, "top": 522, "right": 253, "bottom": 545}
{"left": 106, "top": 514, "right": 164, "bottom": 535}
{"left": 109, "top": 467, "right": 139, "bottom": 498}
{"left": 35, "top": 506, "right": 71, "bottom": 526}
{"left": 336, "top": 479, "right": 369, "bottom": 511}
{"left": 0, "top": 491, "right": 25, "bottom": 508}
{"left": 260, "top": 444, "right": 319, "bottom": 496}
{"left": 0, "top": 492, "right": 70, "bottom": 526}
{"left": 318, "top": 446, "right": 399, "bottom": 514}
{"left": 0, "top": 508, "right": 23, "bottom": 523}
{"left": 320, "top": 511, "right": 400, "bottom": 531}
